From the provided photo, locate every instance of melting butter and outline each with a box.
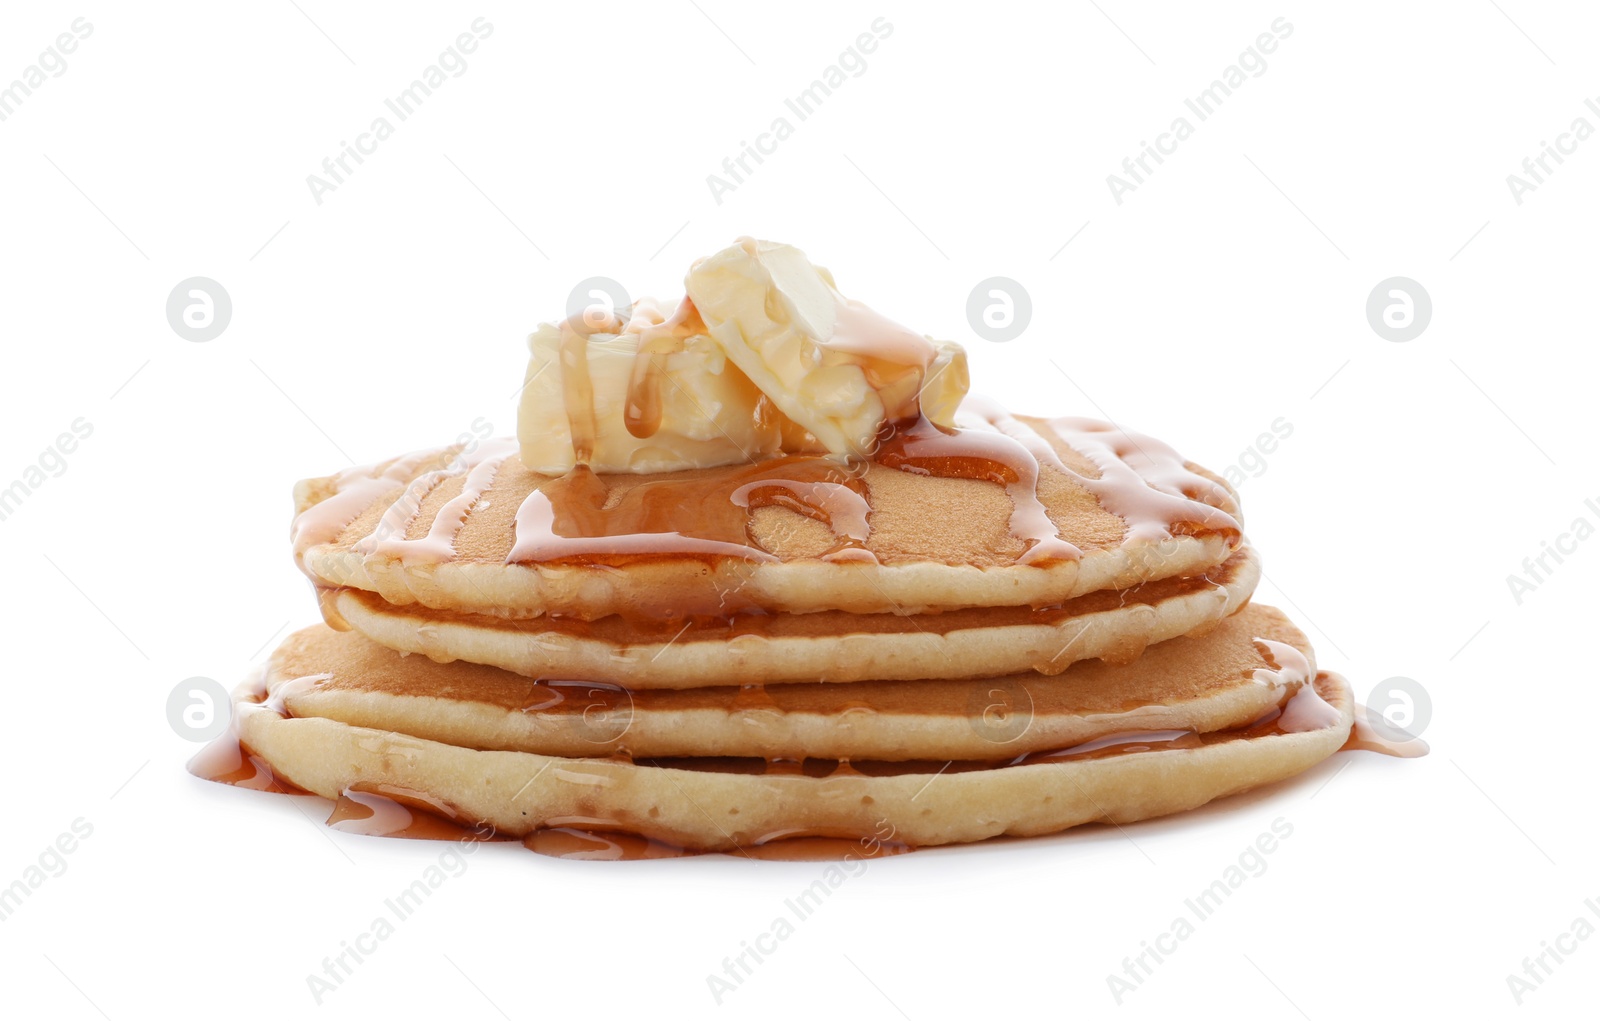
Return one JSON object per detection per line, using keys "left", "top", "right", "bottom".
{"left": 517, "top": 239, "right": 969, "bottom": 473}
{"left": 687, "top": 238, "right": 966, "bottom": 458}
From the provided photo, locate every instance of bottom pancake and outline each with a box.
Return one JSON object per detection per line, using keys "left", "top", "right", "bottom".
{"left": 226, "top": 670, "right": 1354, "bottom": 852}
{"left": 269, "top": 603, "right": 1317, "bottom": 762}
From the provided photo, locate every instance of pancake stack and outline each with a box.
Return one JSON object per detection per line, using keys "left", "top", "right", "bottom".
{"left": 201, "top": 239, "right": 1365, "bottom": 857}
{"left": 208, "top": 411, "right": 1359, "bottom": 858}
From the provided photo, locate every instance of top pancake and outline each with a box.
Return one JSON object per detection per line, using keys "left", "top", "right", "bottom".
{"left": 294, "top": 402, "right": 1242, "bottom": 620}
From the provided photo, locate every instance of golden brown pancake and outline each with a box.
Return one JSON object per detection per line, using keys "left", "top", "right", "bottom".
{"left": 324, "top": 546, "right": 1259, "bottom": 685}
{"left": 231, "top": 665, "right": 1354, "bottom": 852}
{"left": 269, "top": 603, "right": 1316, "bottom": 762}
{"left": 293, "top": 406, "right": 1242, "bottom": 621}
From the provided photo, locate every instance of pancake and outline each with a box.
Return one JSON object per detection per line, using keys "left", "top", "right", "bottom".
{"left": 268, "top": 603, "right": 1316, "bottom": 762}
{"left": 229, "top": 666, "right": 1355, "bottom": 852}
{"left": 326, "top": 546, "right": 1260, "bottom": 686}
{"left": 293, "top": 402, "right": 1243, "bottom": 621}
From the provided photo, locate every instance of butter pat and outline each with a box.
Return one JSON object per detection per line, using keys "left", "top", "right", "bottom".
{"left": 517, "top": 239, "right": 970, "bottom": 473}
{"left": 687, "top": 239, "right": 966, "bottom": 457}
{"left": 518, "top": 304, "right": 786, "bottom": 474}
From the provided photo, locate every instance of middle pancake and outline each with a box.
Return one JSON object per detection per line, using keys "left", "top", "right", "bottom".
{"left": 274, "top": 602, "right": 1309, "bottom": 762}
{"left": 328, "top": 546, "right": 1259, "bottom": 686}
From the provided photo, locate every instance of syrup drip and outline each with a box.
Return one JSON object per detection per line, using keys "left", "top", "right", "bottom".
{"left": 327, "top": 783, "right": 507, "bottom": 841}
{"left": 729, "top": 476, "right": 873, "bottom": 562}
{"left": 523, "top": 827, "right": 692, "bottom": 860}
{"left": 513, "top": 678, "right": 630, "bottom": 715}
{"left": 826, "top": 292, "right": 937, "bottom": 363}
{"left": 291, "top": 449, "right": 440, "bottom": 568}
{"left": 621, "top": 297, "right": 704, "bottom": 441}
{"left": 556, "top": 306, "right": 625, "bottom": 465}
{"left": 353, "top": 469, "right": 449, "bottom": 555}
{"left": 728, "top": 684, "right": 783, "bottom": 717}
{"left": 519, "top": 826, "right": 912, "bottom": 861}
{"left": 316, "top": 585, "right": 351, "bottom": 629}
{"left": 187, "top": 675, "right": 310, "bottom": 794}
{"left": 355, "top": 439, "right": 517, "bottom": 564}
{"left": 194, "top": 670, "right": 1420, "bottom": 859}
{"left": 742, "top": 834, "right": 914, "bottom": 861}
{"left": 1017, "top": 730, "right": 1198, "bottom": 763}
{"left": 562, "top": 297, "right": 722, "bottom": 459}
{"left": 260, "top": 672, "right": 331, "bottom": 717}
{"left": 187, "top": 734, "right": 301, "bottom": 792}
{"left": 698, "top": 237, "right": 943, "bottom": 445}
{"left": 876, "top": 416, "right": 1080, "bottom": 564}
{"left": 345, "top": 548, "right": 1243, "bottom": 654}
{"left": 300, "top": 282, "right": 1242, "bottom": 581}
{"left": 1013, "top": 671, "right": 1384, "bottom": 766}
{"left": 968, "top": 396, "right": 1242, "bottom": 544}
{"left": 507, "top": 458, "right": 876, "bottom": 565}
{"left": 818, "top": 291, "right": 942, "bottom": 429}
{"left": 1251, "top": 638, "right": 1341, "bottom": 733}
{"left": 1343, "top": 705, "right": 1430, "bottom": 758}
{"left": 301, "top": 413, "right": 1245, "bottom": 579}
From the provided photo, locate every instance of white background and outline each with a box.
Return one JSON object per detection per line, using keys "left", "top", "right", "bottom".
{"left": 1, "top": 2, "right": 1595, "bottom": 1017}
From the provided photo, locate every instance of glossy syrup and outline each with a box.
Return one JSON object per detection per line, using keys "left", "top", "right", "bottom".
{"left": 190, "top": 670, "right": 1422, "bottom": 861}
{"left": 267, "top": 287, "right": 1406, "bottom": 861}
{"left": 187, "top": 674, "right": 309, "bottom": 794}
{"left": 505, "top": 457, "right": 878, "bottom": 565}
{"left": 297, "top": 280, "right": 1248, "bottom": 574}
{"left": 1343, "top": 704, "right": 1430, "bottom": 758}
{"left": 327, "top": 783, "right": 507, "bottom": 842}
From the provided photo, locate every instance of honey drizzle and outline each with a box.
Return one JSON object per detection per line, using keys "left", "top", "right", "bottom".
{"left": 875, "top": 415, "right": 1080, "bottom": 564}
{"left": 968, "top": 396, "right": 1242, "bottom": 544}
{"left": 1012, "top": 671, "right": 1381, "bottom": 768}
{"left": 327, "top": 783, "right": 508, "bottom": 841}
{"left": 506, "top": 457, "right": 875, "bottom": 565}
{"left": 556, "top": 307, "right": 624, "bottom": 466}
{"left": 304, "top": 357, "right": 1242, "bottom": 576}
{"left": 699, "top": 237, "right": 942, "bottom": 450}
{"left": 523, "top": 827, "right": 691, "bottom": 860}
{"left": 729, "top": 475, "right": 873, "bottom": 562}
{"left": 187, "top": 671, "right": 311, "bottom": 794}
{"left": 498, "top": 396, "right": 1250, "bottom": 569}
{"left": 302, "top": 402, "right": 1248, "bottom": 577}
{"left": 1251, "top": 638, "right": 1341, "bottom": 733}
{"left": 357, "top": 438, "right": 517, "bottom": 564}
{"left": 825, "top": 292, "right": 937, "bottom": 364}
{"left": 194, "top": 669, "right": 1420, "bottom": 860}
{"left": 820, "top": 291, "right": 942, "bottom": 429}
{"left": 291, "top": 449, "right": 440, "bottom": 566}
{"left": 621, "top": 297, "right": 705, "bottom": 441}
{"left": 559, "top": 297, "right": 713, "bottom": 458}
{"left": 351, "top": 470, "right": 450, "bottom": 556}
{"left": 1344, "top": 705, "right": 1430, "bottom": 758}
